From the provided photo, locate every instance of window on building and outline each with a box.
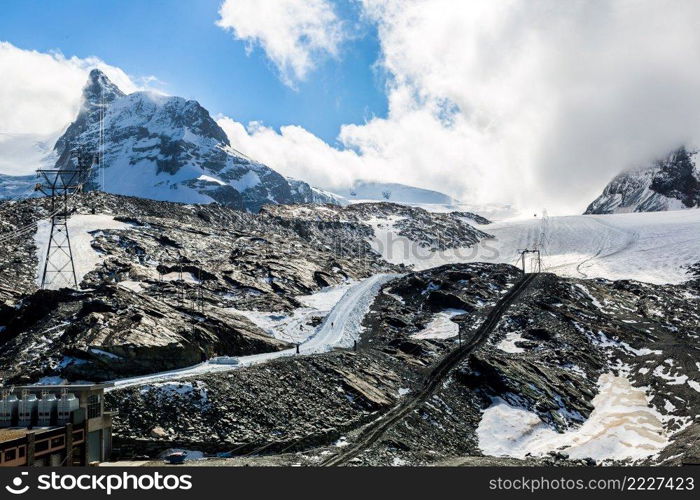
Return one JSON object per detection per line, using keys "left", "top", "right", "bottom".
{"left": 18, "top": 446, "right": 25, "bottom": 458}
{"left": 87, "top": 394, "right": 101, "bottom": 419}
{"left": 4, "top": 449, "right": 16, "bottom": 461}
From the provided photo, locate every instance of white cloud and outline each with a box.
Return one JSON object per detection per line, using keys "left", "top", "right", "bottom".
{"left": 219, "top": 0, "right": 700, "bottom": 214}
{"left": 216, "top": 0, "right": 345, "bottom": 87}
{"left": 0, "top": 42, "right": 149, "bottom": 174}
{"left": 218, "top": 116, "right": 367, "bottom": 187}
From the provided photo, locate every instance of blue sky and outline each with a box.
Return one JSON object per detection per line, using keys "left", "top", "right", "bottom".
{"left": 0, "top": 0, "right": 387, "bottom": 145}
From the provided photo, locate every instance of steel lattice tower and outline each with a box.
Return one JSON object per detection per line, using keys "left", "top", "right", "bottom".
{"left": 35, "top": 153, "right": 92, "bottom": 289}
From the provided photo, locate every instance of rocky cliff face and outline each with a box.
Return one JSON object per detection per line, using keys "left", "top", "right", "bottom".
{"left": 0, "top": 193, "right": 416, "bottom": 382}
{"left": 585, "top": 147, "right": 700, "bottom": 214}
{"left": 52, "top": 69, "right": 336, "bottom": 211}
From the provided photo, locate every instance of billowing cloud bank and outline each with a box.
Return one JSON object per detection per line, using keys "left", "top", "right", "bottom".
{"left": 0, "top": 42, "right": 147, "bottom": 174}
{"left": 218, "top": 0, "right": 700, "bottom": 214}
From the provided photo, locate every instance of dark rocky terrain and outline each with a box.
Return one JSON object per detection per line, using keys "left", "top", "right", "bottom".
{"left": 0, "top": 193, "right": 490, "bottom": 384}
{"left": 262, "top": 202, "right": 492, "bottom": 252}
{"left": 0, "top": 189, "right": 697, "bottom": 467}
{"left": 585, "top": 147, "right": 700, "bottom": 214}
{"left": 103, "top": 263, "right": 699, "bottom": 466}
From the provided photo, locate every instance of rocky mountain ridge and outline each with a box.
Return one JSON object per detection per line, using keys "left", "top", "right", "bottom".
{"left": 105, "top": 263, "right": 700, "bottom": 466}
{"left": 585, "top": 147, "right": 700, "bottom": 214}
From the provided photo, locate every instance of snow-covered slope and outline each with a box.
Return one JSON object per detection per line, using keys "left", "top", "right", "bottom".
{"left": 0, "top": 131, "right": 58, "bottom": 176}
{"left": 34, "top": 214, "right": 131, "bottom": 289}
{"left": 331, "top": 181, "right": 458, "bottom": 205}
{"left": 50, "top": 69, "right": 336, "bottom": 212}
{"left": 585, "top": 147, "right": 700, "bottom": 214}
{"left": 287, "top": 178, "right": 345, "bottom": 205}
{"left": 460, "top": 210, "right": 700, "bottom": 284}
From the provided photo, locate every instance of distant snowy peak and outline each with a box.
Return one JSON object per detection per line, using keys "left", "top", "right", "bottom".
{"left": 287, "top": 178, "right": 345, "bottom": 205}
{"left": 331, "top": 181, "right": 459, "bottom": 205}
{"left": 51, "top": 69, "right": 335, "bottom": 212}
{"left": 585, "top": 147, "right": 700, "bottom": 214}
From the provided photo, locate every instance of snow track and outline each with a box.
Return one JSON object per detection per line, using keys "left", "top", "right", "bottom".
{"left": 301, "top": 273, "right": 401, "bottom": 353}
{"left": 107, "top": 273, "right": 400, "bottom": 391}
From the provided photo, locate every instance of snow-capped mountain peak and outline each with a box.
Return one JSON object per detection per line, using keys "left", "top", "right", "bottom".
{"left": 85, "top": 68, "right": 125, "bottom": 107}
{"left": 51, "top": 70, "right": 336, "bottom": 211}
{"left": 585, "top": 147, "right": 700, "bottom": 214}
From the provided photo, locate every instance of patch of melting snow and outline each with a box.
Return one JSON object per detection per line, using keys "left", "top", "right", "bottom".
{"left": 574, "top": 283, "right": 606, "bottom": 310}
{"left": 410, "top": 309, "right": 466, "bottom": 340}
{"left": 594, "top": 330, "right": 661, "bottom": 356}
{"left": 496, "top": 331, "right": 527, "bottom": 353}
{"left": 653, "top": 362, "right": 689, "bottom": 386}
{"left": 477, "top": 374, "right": 668, "bottom": 461}
{"left": 34, "top": 214, "right": 131, "bottom": 289}
{"left": 162, "top": 272, "right": 200, "bottom": 283}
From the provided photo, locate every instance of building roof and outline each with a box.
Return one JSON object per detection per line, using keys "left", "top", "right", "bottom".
{"left": 10, "top": 383, "right": 114, "bottom": 391}
{"left": 0, "top": 428, "right": 29, "bottom": 444}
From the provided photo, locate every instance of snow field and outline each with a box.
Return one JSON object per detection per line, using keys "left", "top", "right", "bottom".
{"left": 477, "top": 374, "right": 668, "bottom": 461}
{"left": 367, "top": 208, "right": 700, "bottom": 284}
{"left": 410, "top": 309, "right": 466, "bottom": 340}
{"left": 34, "top": 214, "right": 131, "bottom": 289}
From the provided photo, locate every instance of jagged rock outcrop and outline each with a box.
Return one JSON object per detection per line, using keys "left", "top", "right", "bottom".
{"left": 0, "top": 192, "right": 402, "bottom": 382}
{"left": 0, "top": 285, "right": 289, "bottom": 383}
{"left": 94, "top": 264, "right": 699, "bottom": 465}
{"left": 107, "top": 352, "right": 408, "bottom": 455}
{"left": 263, "top": 202, "right": 492, "bottom": 252}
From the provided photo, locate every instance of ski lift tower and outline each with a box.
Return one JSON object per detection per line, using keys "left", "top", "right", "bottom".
{"left": 35, "top": 152, "right": 93, "bottom": 289}
{"left": 518, "top": 248, "right": 542, "bottom": 274}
